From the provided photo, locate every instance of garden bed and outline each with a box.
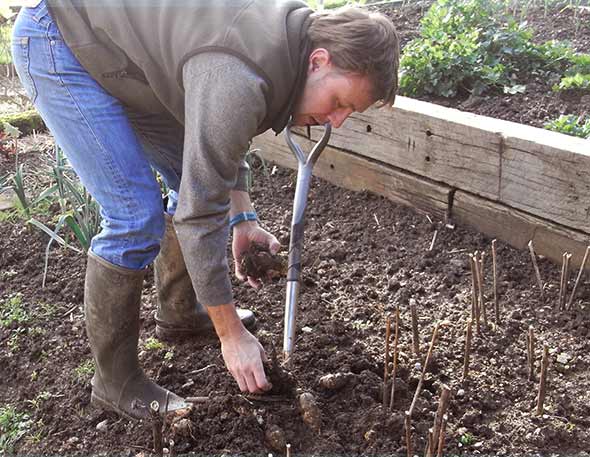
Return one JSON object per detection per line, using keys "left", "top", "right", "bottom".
{"left": 1, "top": 1, "right": 590, "bottom": 455}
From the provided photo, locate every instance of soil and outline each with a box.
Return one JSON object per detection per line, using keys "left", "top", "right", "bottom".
{"left": 2, "top": 3, "right": 590, "bottom": 456}
{"left": 376, "top": 1, "right": 590, "bottom": 129}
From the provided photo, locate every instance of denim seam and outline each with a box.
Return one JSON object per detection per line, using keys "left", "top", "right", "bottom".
{"left": 48, "top": 49, "right": 138, "bottom": 266}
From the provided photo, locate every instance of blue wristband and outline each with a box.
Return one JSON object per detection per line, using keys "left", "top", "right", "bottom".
{"left": 229, "top": 211, "right": 258, "bottom": 230}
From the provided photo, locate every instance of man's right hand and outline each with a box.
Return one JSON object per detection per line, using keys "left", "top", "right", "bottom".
{"left": 220, "top": 327, "right": 272, "bottom": 393}
{"left": 206, "top": 303, "right": 271, "bottom": 393}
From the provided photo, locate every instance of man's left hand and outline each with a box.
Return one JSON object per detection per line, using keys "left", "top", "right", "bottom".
{"left": 232, "top": 221, "right": 281, "bottom": 289}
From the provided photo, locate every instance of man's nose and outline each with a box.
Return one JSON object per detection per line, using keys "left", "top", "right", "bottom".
{"left": 327, "top": 108, "right": 353, "bottom": 128}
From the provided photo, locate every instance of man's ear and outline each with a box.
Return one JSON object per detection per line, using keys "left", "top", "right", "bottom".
{"left": 308, "top": 48, "right": 331, "bottom": 73}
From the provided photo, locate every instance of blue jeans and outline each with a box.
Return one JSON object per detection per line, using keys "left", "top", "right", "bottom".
{"left": 12, "top": 0, "right": 182, "bottom": 270}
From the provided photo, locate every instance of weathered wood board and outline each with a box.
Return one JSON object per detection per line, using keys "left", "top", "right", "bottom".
{"left": 452, "top": 191, "right": 590, "bottom": 270}
{"left": 252, "top": 130, "right": 451, "bottom": 221}
{"left": 299, "top": 96, "right": 590, "bottom": 234}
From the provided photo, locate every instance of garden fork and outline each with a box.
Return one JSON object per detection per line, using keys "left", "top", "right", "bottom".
{"left": 283, "top": 120, "right": 332, "bottom": 364}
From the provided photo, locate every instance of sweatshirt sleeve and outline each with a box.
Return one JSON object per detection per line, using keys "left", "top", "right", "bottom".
{"left": 174, "top": 52, "right": 268, "bottom": 306}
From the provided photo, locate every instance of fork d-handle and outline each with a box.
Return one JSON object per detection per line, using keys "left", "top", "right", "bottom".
{"left": 283, "top": 122, "right": 331, "bottom": 363}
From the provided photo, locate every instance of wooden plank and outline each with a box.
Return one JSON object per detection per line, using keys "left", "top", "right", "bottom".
{"left": 453, "top": 191, "right": 590, "bottom": 270}
{"left": 252, "top": 130, "right": 451, "bottom": 220}
{"left": 500, "top": 128, "right": 590, "bottom": 231}
{"left": 299, "top": 97, "right": 502, "bottom": 200}
{"left": 299, "top": 96, "right": 590, "bottom": 233}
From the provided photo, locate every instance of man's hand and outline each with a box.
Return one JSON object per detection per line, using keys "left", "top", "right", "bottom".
{"left": 220, "top": 326, "right": 272, "bottom": 393}
{"left": 232, "top": 222, "right": 281, "bottom": 289}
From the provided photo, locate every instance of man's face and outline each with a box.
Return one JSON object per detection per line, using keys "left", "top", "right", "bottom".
{"left": 292, "top": 48, "right": 375, "bottom": 128}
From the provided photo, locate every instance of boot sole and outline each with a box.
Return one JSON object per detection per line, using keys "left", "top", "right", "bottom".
{"left": 91, "top": 391, "right": 141, "bottom": 421}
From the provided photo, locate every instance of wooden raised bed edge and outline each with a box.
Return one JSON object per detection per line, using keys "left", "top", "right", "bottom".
{"left": 252, "top": 96, "right": 590, "bottom": 270}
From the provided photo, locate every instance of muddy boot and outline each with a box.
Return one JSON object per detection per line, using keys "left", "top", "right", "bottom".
{"left": 85, "top": 252, "right": 190, "bottom": 420}
{"left": 154, "top": 214, "right": 255, "bottom": 342}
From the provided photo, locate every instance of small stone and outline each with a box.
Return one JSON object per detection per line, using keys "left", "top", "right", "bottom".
{"left": 457, "top": 389, "right": 466, "bottom": 398}
{"left": 67, "top": 437, "right": 79, "bottom": 445}
{"left": 96, "top": 419, "right": 109, "bottom": 432}
{"left": 414, "top": 362, "right": 422, "bottom": 371}
{"left": 301, "top": 326, "right": 313, "bottom": 333}
{"left": 557, "top": 353, "right": 571, "bottom": 364}
{"left": 364, "top": 429, "right": 377, "bottom": 442}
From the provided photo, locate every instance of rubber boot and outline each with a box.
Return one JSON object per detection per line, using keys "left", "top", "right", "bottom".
{"left": 154, "top": 214, "right": 255, "bottom": 342}
{"left": 85, "top": 252, "right": 190, "bottom": 420}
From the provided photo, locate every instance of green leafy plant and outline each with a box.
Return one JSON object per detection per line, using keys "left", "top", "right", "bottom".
{"left": 459, "top": 432, "right": 475, "bottom": 445}
{"left": 26, "top": 147, "right": 101, "bottom": 286}
{"left": 399, "top": 0, "right": 573, "bottom": 98}
{"left": 0, "top": 293, "right": 29, "bottom": 327}
{"left": 144, "top": 337, "right": 165, "bottom": 351}
{"left": 553, "top": 73, "right": 590, "bottom": 92}
{"left": 0, "top": 406, "right": 32, "bottom": 454}
{"left": 74, "top": 359, "right": 95, "bottom": 382}
{"left": 544, "top": 114, "right": 590, "bottom": 139}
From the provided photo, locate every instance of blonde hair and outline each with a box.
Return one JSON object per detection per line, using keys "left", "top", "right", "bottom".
{"left": 307, "top": 7, "right": 400, "bottom": 107}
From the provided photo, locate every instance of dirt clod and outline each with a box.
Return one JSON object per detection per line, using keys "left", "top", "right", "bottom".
{"left": 240, "top": 242, "right": 287, "bottom": 281}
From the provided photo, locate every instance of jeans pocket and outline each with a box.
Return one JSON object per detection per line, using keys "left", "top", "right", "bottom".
{"left": 11, "top": 37, "right": 38, "bottom": 104}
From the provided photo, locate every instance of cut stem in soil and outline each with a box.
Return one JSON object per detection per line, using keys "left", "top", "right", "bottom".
{"left": 404, "top": 411, "right": 412, "bottom": 457}
{"left": 389, "top": 305, "right": 400, "bottom": 411}
{"left": 430, "top": 385, "right": 451, "bottom": 457}
{"left": 536, "top": 344, "right": 550, "bottom": 416}
{"left": 492, "top": 239, "right": 499, "bottom": 325}
{"left": 408, "top": 322, "right": 440, "bottom": 417}
{"left": 476, "top": 251, "right": 487, "bottom": 326}
{"left": 469, "top": 254, "right": 481, "bottom": 335}
{"left": 567, "top": 245, "right": 590, "bottom": 310}
{"left": 528, "top": 240, "right": 545, "bottom": 303}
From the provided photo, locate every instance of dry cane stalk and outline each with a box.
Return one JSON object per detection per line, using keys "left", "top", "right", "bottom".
{"left": 476, "top": 251, "right": 487, "bottom": 326}
{"left": 469, "top": 255, "right": 481, "bottom": 335}
{"left": 389, "top": 306, "right": 400, "bottom": 411}
{"left": 429, "top": 230, "right": 438, "bottom": 251}
{"left": 527, "top": 326, "right": 535, "bottom": 382}
{"left": 425, "top": 428, "right": 434, "bottom": 457}
{"left": 436, "top": 414, "right": 448, "bottom": 457}
{"left": 404, "top": 411, "right": 413, "bottom": 457}
{"left": 563, "top": 253, "right": 572, "bottom": 310}
{"left": 286, "top": 443, "right": 291, "bottom": 457}
{"left": 150, "top": 400, "right": 164, "bottom": 457}
{"left": 408, "top": 323, "right": 440, "bottom": 417}
{"left": 430, "top": 386, "right": 451, "bottom": 456}
{"left": 462, "top": 319, "right": 473, "bottom": 382}
{"left": 536, "top": 344, "right": 550, "bottom": 415}
{"left": 410, "top": 299, "right": 420, "bottom": 356}
{"left": 528, "top": 240, "right": 545, "bottom": 302}
{"left": 558, "top": 252, "right": 567, "bottom": 310}
{"left": 383, "top": 315, "right": 392, "bottom": 408}
{"left": 567, "top": 245, "right": 590, "bottom": 310}
{"left": 492, "top": 239, "right": 500, "bottom": 325}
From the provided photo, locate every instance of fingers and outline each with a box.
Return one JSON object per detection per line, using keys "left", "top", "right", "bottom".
{"left": 235, "top": 263, "right": 246, "bottom": 282}
{"left": 233, "top": 364, "right": 271, "bottom": 393}
{"left": 247, "top": 276, "right": 262, "bottom": 290}
{"left": 269, "top": 238, "right": 281, "bottom": 255}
